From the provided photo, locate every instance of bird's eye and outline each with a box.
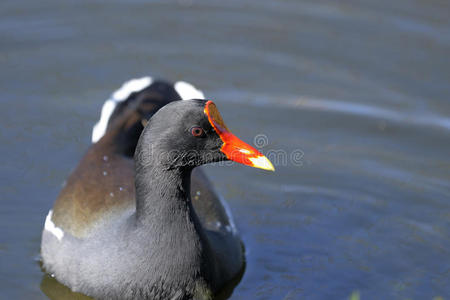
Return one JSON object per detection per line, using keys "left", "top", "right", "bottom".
{"left": 190, "top": 126, "right": 205, "bottom": 137}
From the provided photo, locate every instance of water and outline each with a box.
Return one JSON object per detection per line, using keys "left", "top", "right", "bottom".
{"left": 1, "top": 0, "right": 449, "bottom": 299}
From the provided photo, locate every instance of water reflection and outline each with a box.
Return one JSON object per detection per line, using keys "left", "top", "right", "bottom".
{"left": 41, "top": 274, "right": 93, "bottom": 300}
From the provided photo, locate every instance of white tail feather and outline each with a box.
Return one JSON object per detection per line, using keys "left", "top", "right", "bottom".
{"left": 91, "top": 77, "right": 153, "bottom": 143}
{"left": 174, "top": 81, "right": 205, "bottom": 100}
{"left": 91, "top": 77, "right": 205, "bottom": 143}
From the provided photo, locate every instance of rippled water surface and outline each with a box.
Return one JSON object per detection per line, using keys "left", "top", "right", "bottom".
{"left": 1, "top": 0, "right": 449, "bottom": 299}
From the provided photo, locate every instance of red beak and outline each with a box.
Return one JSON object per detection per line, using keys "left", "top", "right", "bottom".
{"left": 204, "top": 101, "right": 275, "bottom": 171}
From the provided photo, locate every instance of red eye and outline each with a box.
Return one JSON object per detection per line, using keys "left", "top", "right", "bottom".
{"left": 190, "top": 126, "right": 204, "bottom": 137}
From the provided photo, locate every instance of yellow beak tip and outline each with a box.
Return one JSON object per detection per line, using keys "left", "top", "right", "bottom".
{"left": 249, "top": 156, "right": 275, "bottom": 171}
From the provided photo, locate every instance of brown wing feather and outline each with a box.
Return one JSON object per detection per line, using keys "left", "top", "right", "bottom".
{"left": 52, "top": 145, "right": 135, "bottom": 237}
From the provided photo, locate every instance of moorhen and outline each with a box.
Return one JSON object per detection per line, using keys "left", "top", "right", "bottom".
{"left": 41, "top": 77, "right": 274, "bottom": 300}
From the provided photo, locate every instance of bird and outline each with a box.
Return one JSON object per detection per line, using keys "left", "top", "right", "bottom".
{"left": 41, "top": 77, "right": 274, "bottom": 300}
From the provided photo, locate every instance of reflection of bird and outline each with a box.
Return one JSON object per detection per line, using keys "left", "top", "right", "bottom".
{"left": 41, "top": 77, "right": 274, "bottom": 299}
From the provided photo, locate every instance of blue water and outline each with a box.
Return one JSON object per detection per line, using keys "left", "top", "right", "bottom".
{"left": 1, "top": 0, "right": 449, "bottom": 299}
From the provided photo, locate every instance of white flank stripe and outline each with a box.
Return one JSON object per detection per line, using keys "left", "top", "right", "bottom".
{"left": 91, "top": 76, "right": 153, "bottom": 143}
{"left": 175, "top": 81, "right": 205, "bottom": 100}
{"left": 44, "top": 210, "right": 64, "bottom": 241}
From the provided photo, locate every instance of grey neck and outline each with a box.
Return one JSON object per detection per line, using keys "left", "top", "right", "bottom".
{"left": 133, "top": 148, "right": 218, "bottom": 293}
{"left": 133, "top": 124, "right": 197, "bottom": 229}
{"left": 135, "top": 162, "right": 193, "bottom": 226}
{"left": 135, "top": 148, "right": 202, "bottom": 234}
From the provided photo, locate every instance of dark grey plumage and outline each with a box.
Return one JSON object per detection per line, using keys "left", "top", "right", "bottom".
{"left": 41, "top": 99, "right": 243, "bottom": 300}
